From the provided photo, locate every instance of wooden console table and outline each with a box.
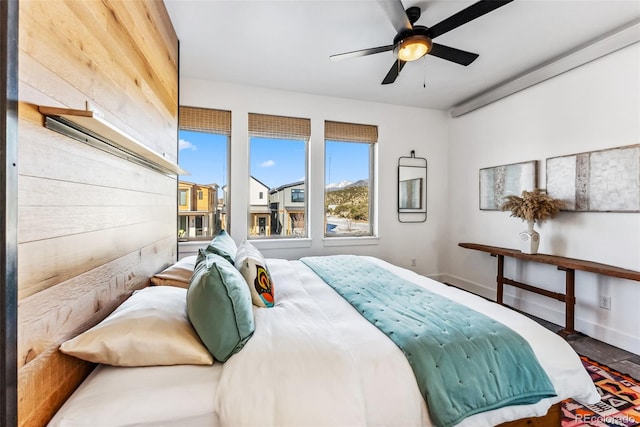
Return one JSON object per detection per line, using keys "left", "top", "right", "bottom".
{"left": 459, "top": 243, "right": 640, "bottom": 337}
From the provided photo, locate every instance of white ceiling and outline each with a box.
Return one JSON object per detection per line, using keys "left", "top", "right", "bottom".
{"left": 164, "top": 0, "right": 640, "bottom": 111}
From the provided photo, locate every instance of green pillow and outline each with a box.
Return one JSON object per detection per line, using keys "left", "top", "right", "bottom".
{"left": 187, "top": 253, "right": 255, "bottom": 362}
{"left": 204, "top": 230, "right": 237, "bottom": 264}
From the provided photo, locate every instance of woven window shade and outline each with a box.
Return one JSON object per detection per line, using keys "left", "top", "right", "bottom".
{"left": 179, "top": 106, "right": 231, "bottom": 135}
{"left": 325, "top": 120, "right": 378, "bottom": 143}
{"left": 248, "top": 113, "right": 311, "bottom": 140}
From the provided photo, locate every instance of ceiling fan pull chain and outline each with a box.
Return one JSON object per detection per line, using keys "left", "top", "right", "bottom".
{"left": 423, "top": 56, "right": 427, "bottom": 88}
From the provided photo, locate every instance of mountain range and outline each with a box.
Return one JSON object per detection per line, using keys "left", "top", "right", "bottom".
{"left": 325, "top": 179, "right": 368, "bottom": 191}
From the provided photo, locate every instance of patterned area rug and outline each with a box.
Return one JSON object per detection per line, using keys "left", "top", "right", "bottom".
{"left": 563, "top": 356, "right": 640, "bottom": 426}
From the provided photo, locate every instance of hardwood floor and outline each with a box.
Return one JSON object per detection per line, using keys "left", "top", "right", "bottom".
{"left": 528, "top": 314, "right": 640, "bottom": 380}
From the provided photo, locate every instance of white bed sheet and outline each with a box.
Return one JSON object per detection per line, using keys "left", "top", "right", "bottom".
{"left": 48, "top": 256, "right": 599, "bottom": 427}
{"left": 48, "top": 363, "right": 222, "bottom": 427}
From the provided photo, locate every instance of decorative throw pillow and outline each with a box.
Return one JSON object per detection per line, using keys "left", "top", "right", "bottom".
{"left": 234, "top": 240, "right": 275, "bottom": 308}
{"left": 187, "top": 253, "right": 255, "bottom": 362}
{"left": 150, "top": 255, "right": 197, "bottom": 288}
{"left": 203, "top": 229, "right": 237, "bottom": 264}
{"left": 59, "top": 286, "right": 214, "bottom": 366}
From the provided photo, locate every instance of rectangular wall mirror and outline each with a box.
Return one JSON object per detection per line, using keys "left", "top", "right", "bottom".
{"left": 398, "top": 152, "right": 427, "bottom": 223}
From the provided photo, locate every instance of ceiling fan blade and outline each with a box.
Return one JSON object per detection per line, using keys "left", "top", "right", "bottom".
{"left": 330, "top": 44, "right": 394, "bottom": 62}
{"left": 429, "top": 0, "right": 513, "bottom": 39}
{"left": 377, "top": 0, "right": 412, "bottom": 34}
{"left": 429, "top": 43, "right": 479, "bottom": 66}
{"left": 381, "top": 59, "right": 406, "bottom": 85}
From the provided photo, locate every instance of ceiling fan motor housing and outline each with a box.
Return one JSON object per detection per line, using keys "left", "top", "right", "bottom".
{"left": 393, "top": 26, "right": 433, "bottom": 61}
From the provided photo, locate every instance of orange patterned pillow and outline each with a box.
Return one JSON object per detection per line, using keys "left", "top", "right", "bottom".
{"left": 234, "top": 240, "right": 275, "bottom": 308}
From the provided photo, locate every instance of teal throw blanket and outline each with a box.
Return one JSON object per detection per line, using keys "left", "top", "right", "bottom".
{"left": 300, "top": 255, "right": 556, "bottom": 427}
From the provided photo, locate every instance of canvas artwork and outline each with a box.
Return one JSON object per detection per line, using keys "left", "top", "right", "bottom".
{"left": 479, "top": 161, "right": 537, "bottom": 210}
{"left": 546, "top": 144, "right": 640, "bottom": 212}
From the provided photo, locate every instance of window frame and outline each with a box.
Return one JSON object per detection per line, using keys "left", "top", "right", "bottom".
{"left": 179, "top": 189, "right": 188, "bottom": 207}
{"left": 324, "top": 139, "right": 376, "bottom": 238}
{"left": 248, "top": 136, "right": 309, "bottom": 239}
{"left": 247, "top": 113, "right": 311, "bottom": 240}
{"left": 177, "top": 106, "right": 231, "bottom": 243}
{"left": 291, "top": 188, "right": 304, "bottom": 203}
{"left": 323, "top": 120, "right": 377, "bottom": 239}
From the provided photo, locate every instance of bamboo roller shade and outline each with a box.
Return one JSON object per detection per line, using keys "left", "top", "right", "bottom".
{"left": 249, "top": 113, "right": 311, "bottom": 140}
{"left": 325, "top": 120, "right": 378, "bottom": 144}
{"left": 180, "top": 106, "right": 231, "bottom": 135}
{"left": 180, "top": 109, "right": 377, "bottom": 144}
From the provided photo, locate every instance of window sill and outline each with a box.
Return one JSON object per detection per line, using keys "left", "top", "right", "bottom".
{"left": 250, "top": 238, "right": 313, "bottom": 250}
{"left": 322, "top": 236, "right": 379, "bottom": 247}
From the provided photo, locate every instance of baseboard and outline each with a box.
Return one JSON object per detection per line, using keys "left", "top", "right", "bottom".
{"left": 435, "top": 274, "right": 639, "bottom": 356}
{"left": 431, "top": 274, "right": 496, "bottom": 301}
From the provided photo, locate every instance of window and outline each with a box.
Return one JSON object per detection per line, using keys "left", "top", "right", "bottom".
{"left": 291, "top": 188, "right": 304, "bottom": 203}
{"left": 248, "top": 113, "right": 310, "bottom": 239}
{"left": 178, "top": 107, "right": 230, "bottom": 243}
{"left": 259, "top": 191, "right": 264, "bottom": 200}
{"left": 179, "top": 189, "right": 188, "bottom": 207}
{"left": 324, "top": 121, "right": 377, "bottom": 237}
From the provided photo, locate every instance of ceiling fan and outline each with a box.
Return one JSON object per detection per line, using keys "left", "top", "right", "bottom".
{"left": 330, "top": 0, "right": 513, "bottom": 85}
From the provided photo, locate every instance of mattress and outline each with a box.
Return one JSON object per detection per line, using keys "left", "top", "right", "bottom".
{"left": 48, "top": 256, "right": 599, "bottom": 427}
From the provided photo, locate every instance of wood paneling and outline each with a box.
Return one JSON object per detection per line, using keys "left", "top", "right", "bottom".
{"left": 19, "top": 0, "right": 176, "bottom": 156}
{"left": 19, "top": 121, "right": 173, "bottom": 195}
{"left": 18, "top": 217, "right": 174, "bottom": 299}
{"left": 17, "top": 236, "right": 175, "bottom": 369}
{"left": 17, "top": 348, "right": 94, "bottom": 427}
{"left": 17, "top": 0, "right": 178, "bottom": 425}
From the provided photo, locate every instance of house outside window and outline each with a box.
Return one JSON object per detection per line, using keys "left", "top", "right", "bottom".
{"left": 248, "top": 113, "right": 310, "bottom": 239}
{"left": 324, "top": 120, "right": 377, "bottom": 237}
{"left": 291, "top": 188, "right": 304, "bottom": 203}
{"left": 177, "top": 106, "right": 230, "bottom": 245}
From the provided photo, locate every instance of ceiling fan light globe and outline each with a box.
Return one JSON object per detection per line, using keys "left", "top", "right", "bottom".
{"left": 395, "top": 35, "right": 432, "bottom": 62}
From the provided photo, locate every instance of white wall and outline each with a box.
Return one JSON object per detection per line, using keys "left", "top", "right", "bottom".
{"left": 445, "top": 44, "right": 640, "bottom": 354}
{"left": 180, "top": 79, "right": 449, "bottom": 275}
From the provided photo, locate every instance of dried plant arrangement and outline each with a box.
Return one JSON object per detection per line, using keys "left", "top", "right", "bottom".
{"left": 500, "top": 189, "right": 564, "bottom": 223}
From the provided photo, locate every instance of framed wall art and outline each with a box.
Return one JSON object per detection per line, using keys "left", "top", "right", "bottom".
{"left": 546, "top": 144, "right": 640, "bottom": 212}
{"left": 479, "top": 160, "right": 538, "bottom": 210}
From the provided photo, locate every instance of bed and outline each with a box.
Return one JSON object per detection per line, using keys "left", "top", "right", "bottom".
{"left": 48, "top": 235, "right": 599, "bottom": 427}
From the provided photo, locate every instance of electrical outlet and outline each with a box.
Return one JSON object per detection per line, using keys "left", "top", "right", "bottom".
{"left": 599, "top": 295, "right": 611, "bottom": 310}
{"left": 411, "top": 258, "right": 416, "bottom": 267}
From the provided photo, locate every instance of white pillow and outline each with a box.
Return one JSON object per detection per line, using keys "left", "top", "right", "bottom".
{"left": 59, "top": 286, "right": 213, "bottom": 366}
{"left": 234, "top": 240, "right": 275, "bottom": 308}
{"left": 150, "top": 255, "right": 197, "bottom": 288}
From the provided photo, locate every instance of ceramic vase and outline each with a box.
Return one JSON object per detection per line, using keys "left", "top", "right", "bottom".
{"left": 519, "top": 220, "right": 540, "bottom": 254}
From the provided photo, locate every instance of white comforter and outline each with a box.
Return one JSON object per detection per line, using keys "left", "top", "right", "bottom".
{"left": 216, "top": 257, "right": 599, "bottom": 426}
{"left": 50, "top": 256, "right": 599, "bottom": 427}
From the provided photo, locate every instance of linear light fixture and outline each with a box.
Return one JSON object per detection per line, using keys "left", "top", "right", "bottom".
{"left": 39, "top": 106, "right": 187, "bottom": 176}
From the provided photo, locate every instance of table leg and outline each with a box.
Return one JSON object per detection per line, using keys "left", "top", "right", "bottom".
{"left": 558, "top": 267, "right": 576, "bottom": 337}
{"left": 496, "top": 254, "right": 504, "bottom": 305}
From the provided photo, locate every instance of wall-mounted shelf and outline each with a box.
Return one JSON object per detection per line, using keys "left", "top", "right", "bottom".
{"left": 38, "top": 106, "right": 187, "bottom": 176}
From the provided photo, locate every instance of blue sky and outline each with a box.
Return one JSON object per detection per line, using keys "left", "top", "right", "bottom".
{"left": 179, "top": 130, "right": 369, "bottom": 189}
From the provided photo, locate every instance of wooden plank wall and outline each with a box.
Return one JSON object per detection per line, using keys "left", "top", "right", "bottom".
{"left": 16, "top": 1, "right": 179, "bottom": 426}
